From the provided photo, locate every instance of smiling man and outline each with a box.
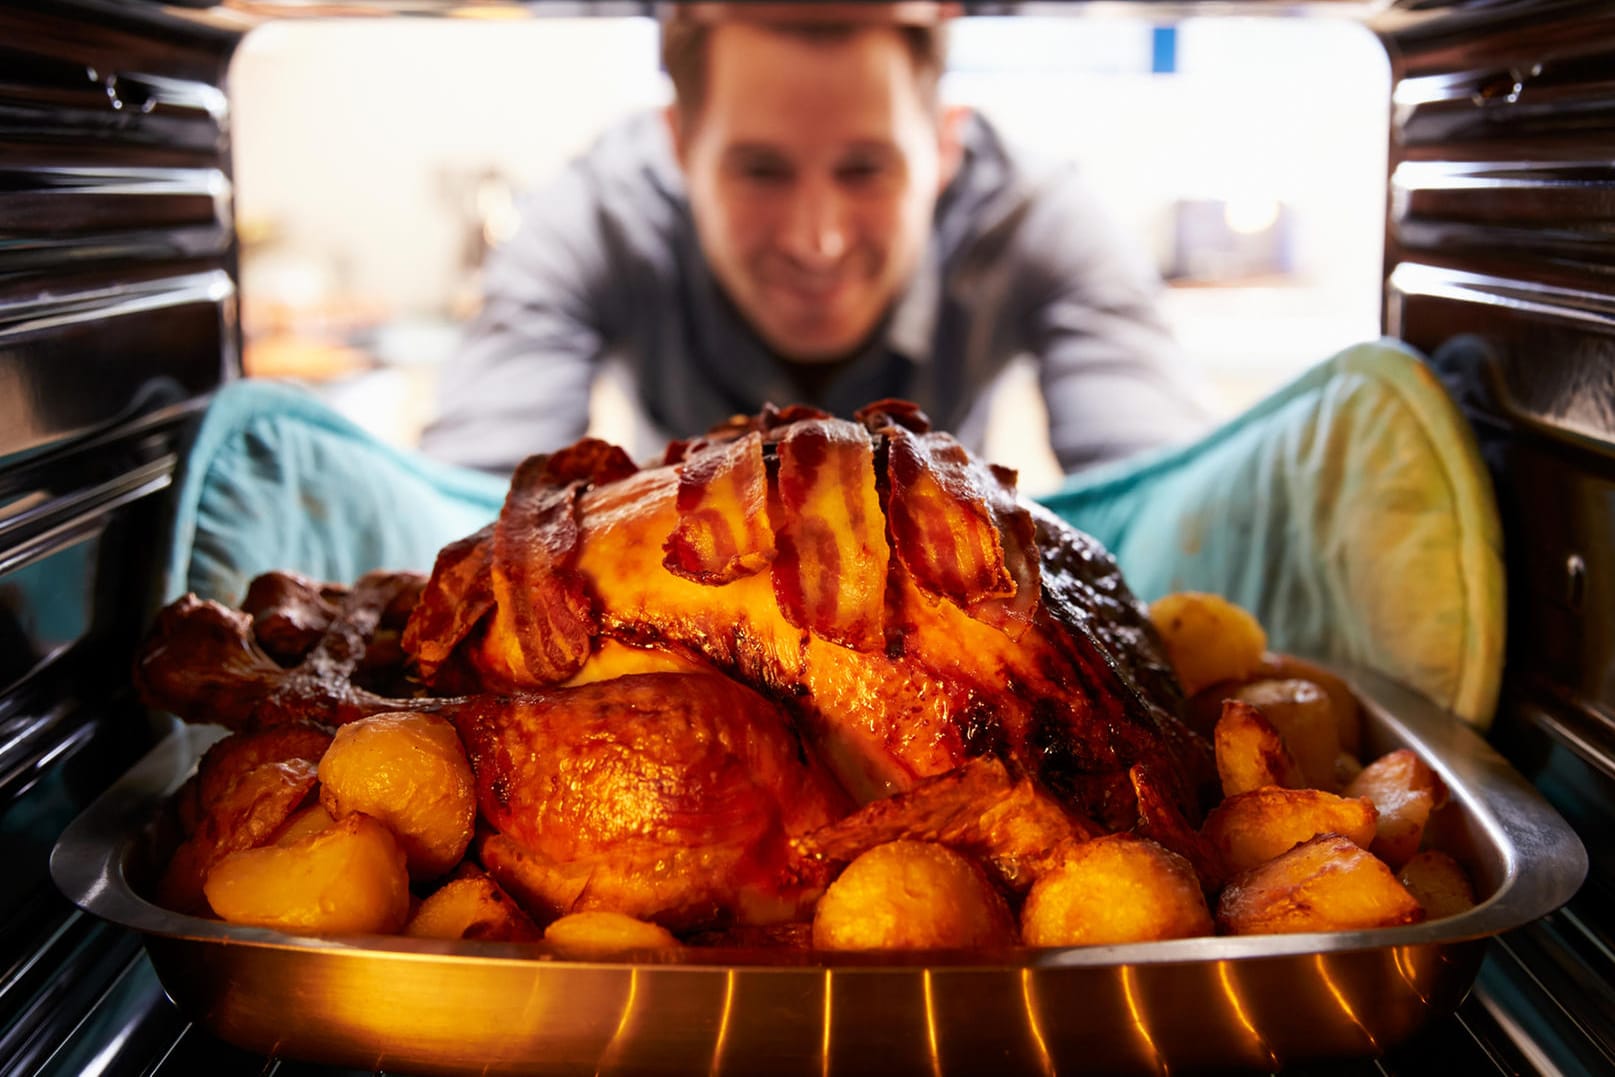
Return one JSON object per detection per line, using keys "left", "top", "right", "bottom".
{"left": 423, "top": 3, "right": 1212, "bottom": 473}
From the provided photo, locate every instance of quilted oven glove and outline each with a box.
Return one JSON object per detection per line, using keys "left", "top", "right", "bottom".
{"left": 1038, "top": 338, "right": 1505, "bottom": 729}
{"left": 163, "top": 338, "right": 1504, "bottom": 731}
{"left": 161, "top": 377, "right": 507, "bottom": 608}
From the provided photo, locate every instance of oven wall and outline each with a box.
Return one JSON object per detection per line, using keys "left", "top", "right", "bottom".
{"left": 0, "top": 2, "right": 240, "bottom": 1071}
{"left": 1376, "top": 0, "right": 1615, "bottom": 1068}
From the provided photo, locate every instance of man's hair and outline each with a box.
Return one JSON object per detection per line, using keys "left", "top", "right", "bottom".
{"left": 661, "top": 17, "right": 948, "bottom": 123}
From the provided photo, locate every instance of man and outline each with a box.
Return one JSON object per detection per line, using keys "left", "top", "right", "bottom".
{"left": 421, "top": 4, "right": 1212, "bottom": 474}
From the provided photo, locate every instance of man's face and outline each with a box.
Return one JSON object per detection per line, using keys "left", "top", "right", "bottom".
{"left": 670, "top": 23, "right": 956, "bottom": 363}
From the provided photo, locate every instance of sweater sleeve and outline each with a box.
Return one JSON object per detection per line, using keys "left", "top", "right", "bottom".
{"left": 1015, "top": 166, "right": 1216, "bottom": 472}
{"left": 419, "top": 154, "right": 623, "bottom": 474}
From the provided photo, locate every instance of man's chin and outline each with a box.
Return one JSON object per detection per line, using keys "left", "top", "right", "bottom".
{"left": 760, "top": 323, "right": 876, "bottom": 366}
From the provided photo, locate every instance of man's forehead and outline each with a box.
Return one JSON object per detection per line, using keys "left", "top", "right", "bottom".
{"left": 666, "top": 2, "right": 955, "bottom": 28}
{"left": 698, "top": 23, "right": 932, "bottom": 135}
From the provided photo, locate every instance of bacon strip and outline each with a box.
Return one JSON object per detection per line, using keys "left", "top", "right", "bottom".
{"left": 965, "top": 461, "right": 1041, "bottom": 640}
{"left": 492, "top": 441, "right": 637, "bottom": 685}
{"left": 663, "top": 431, "right": 775, "bottom": 584}
{"left": 878, "top": 428, "right": 1041, "bottom": 640}
{"left": 403, "top": 525, "right": 495, "bottom": 683}
{"left": 772, "top": 418, "right": 888, "bottom": 651}
{"left": 883, "top": 427, "right": 1013, "bottom": 599}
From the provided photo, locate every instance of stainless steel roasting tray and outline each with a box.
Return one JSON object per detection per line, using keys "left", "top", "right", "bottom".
{"left": 52, "top": 665, "right": 1587, "bottom": 1076}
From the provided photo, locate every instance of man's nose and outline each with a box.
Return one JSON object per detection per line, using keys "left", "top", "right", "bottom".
{"left": 780, "top": 181, "right": 849, "bottom": 266}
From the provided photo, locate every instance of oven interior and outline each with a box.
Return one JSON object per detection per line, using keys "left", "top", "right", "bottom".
{"left": 3, "top": 0, "right": 1613, "bottom": 1073}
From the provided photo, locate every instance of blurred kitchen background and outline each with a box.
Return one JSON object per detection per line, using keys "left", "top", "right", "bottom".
{"left": 230, "top": 13, "right": 1389, "bottom": 494}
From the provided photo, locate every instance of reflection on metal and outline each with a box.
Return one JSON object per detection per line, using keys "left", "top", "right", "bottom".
{"left": 921, "top": 970, "right": 942, "bottom": 1077}
{"left": 1018, "top": 969, "right": 1055, "bottom": 1077}
{"left": 596, "top": 968, "right": 642, "bottom": 1073}
{"left": 710, "top": 969, "right": 735, "bottom": 1077}
{"left": 1389, "top": 264, "right": 1615, "bottom": 330}
{"left": 1119, "top": 965, "right": 1166, "bottom": 1073}
{"left": 820, "top": 969, "right": 833, "bottom": 1077}
{"left": 1215, "top": 960, "right": 1277, "bottom": 1071}
{"left": 1314, "top": 953, "right": 1379, "bottom": 1052}
{"left": 1393, "top": 944, "right": 1434, "bottom": 1007}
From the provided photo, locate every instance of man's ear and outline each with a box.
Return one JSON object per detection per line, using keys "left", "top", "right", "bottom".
{"left": 936, "top": 104, "right": 969, "bottom": 191}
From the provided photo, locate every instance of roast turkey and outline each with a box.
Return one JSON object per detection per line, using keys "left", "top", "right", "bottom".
{"left": 137, "top": 400, "right": 1212, "bottom": 930}
{"left": 403, "top": 400, "right": 1209, "bottom": 829}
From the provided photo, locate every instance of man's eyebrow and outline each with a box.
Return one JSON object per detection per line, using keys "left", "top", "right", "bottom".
{"left": 841, "top": 140, "right": 902, "bottom": 158}
{"left": 721, "top": 142, "right": 788, "bottom": 160}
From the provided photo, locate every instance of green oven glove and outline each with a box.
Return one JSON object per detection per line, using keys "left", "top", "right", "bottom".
{"left": 162, "top": 377, "right": 506, "bottom": 608}
{"left": 1038, "top": 338, "right": 1504, "bottom": 728}
{"left": 164, "top": 338, "right": 1503, "bottom": 729}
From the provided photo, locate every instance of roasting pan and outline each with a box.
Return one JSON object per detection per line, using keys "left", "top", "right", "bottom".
{"left": 51, "top": 664, "right": 1586, "bottom": 1076}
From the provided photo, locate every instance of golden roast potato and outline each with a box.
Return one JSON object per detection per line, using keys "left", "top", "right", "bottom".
{"left": 1214, "top": 833, "right": 1421, "bottom": 936}
{"left": 1254, "top": 652, "right": 1364, "bottom": 757}
{"left": 203, "top": 812, "right": 411, "bottom": 936}
{"left": 157, "top": 757, "right": 319, "bottom": 915}
{"left": 812, "top": 840, "right": 1014, "bottom": 951}
{"left": 1345, "top": 748, "right": 1449, "bottom": 869}
{"left": 1396, "top": 850, "right": 1478, "bottom": 920}
{"left": 544, "top": 910, "right": 680, "bottom": 954}
{"left": 1021, "top": 833, "right": 1213, "bottom": 947}
{"left": 406, "top": 868, "right": 542, "bottom": 942}
{"left": 1213, "top": 699, "right": 1306, "bottom": 798}
{"left": 317, "top": 710, "right": 476, "bottom": 879}
{"left": 1229, "top": 678, "right": 1340, "bottom": 791}
{"left": 270, "top": 802, "right": 335, "bottom": 845}
{"left": 1148, "top": 591, "right": 1267, "bottom": 697}
{"left": 1202, "top": 786, "right": 1379, "bottom": 876}
{"left": 1217, "top": 832, "right": 1424, "bottom": 936}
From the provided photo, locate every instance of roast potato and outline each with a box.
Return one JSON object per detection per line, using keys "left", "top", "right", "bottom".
{"left": 193, "top": 724, "right": 332, "bottom": 815}
{"left": 1213, "top": 699, "right": 1305, "bottom": 798}
{"left": 1229, "top": 678, "right": 1339, "bottom": 791}
{"left": 157, "top": 757, "right": 320, "bottom": 914}
{"left": 1148, "top": 591, "right": 1267, "bottom": 697}
{"left": 203, "top": 811, "right": 411, "bottom": 935}
{"left": 317, "top": 710, "right": 476, "bottom": 879}
{"left": 812, "top": 840, "right": 1015, "bottom": 951}
{"left": 1344, "top": 748, "right": 1449, "bottom": 868}
{"left": 270, "top": 802, "right": 335, "bottom": 845}
{"left": 1396, "top": 850, "right": 1478, "bottom": 920}
{"left": 406, "top": 868, "right": 543, "bottom": 942}
{"left": 1021, "top": 834, "right": 1213, "bottom": 946}
{"left": 1202, "top": 787, "right": 1379, "bottom": 876}
{"left": 544, "top": 910, "right": 679, "bottom": 954}
{"left": 1256, "top": 652, "right": 1363, "bottom": 757}
{"left": 1216, "top": 832, "right": 1424, "bottom": 935}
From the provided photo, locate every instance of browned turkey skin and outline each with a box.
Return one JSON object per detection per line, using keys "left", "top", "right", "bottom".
{"left": 456, "top": 672, "right": 848, "bottom": 930}
{"left": 136, "top": 400, "right": 1212, "bottom": 932}
{"left": 404, "top": 400, "right": 1210, "bottom": 830}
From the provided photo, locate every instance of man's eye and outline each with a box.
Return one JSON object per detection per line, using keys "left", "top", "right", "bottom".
{"left": 747, "top": 164, "right": 791, "bottom": 183}
{"left": 837, "top": 163, "right": 880, "bottom": 183}
{"left": 732, "top": 159, "right": 792, "bottom": 184}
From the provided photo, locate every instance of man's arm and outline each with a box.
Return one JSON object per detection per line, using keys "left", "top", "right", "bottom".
{"left": 419, "top": 162, "right": 620, "bottom": 474}
{"left": 1016, "top": 169, "right": 1216, "bottom": 473}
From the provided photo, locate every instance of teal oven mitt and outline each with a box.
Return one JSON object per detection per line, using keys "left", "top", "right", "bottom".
{"left": 162, "top": 378, "right": 507, "bottom": 606}
{"left": 1038, "top": 339, "right": 1505, "bottom": 729}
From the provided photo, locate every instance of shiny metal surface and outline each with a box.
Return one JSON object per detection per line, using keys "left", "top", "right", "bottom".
{"left": 0, "top": 0, "right": 239, "bottom": 463}
{"left": 51, "top": 667, "right": 1586, "bottom": 1076}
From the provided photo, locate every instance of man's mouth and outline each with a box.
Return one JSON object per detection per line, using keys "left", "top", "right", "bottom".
{"left": 766, "top": 272, "right": 852, "bottom": 311}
